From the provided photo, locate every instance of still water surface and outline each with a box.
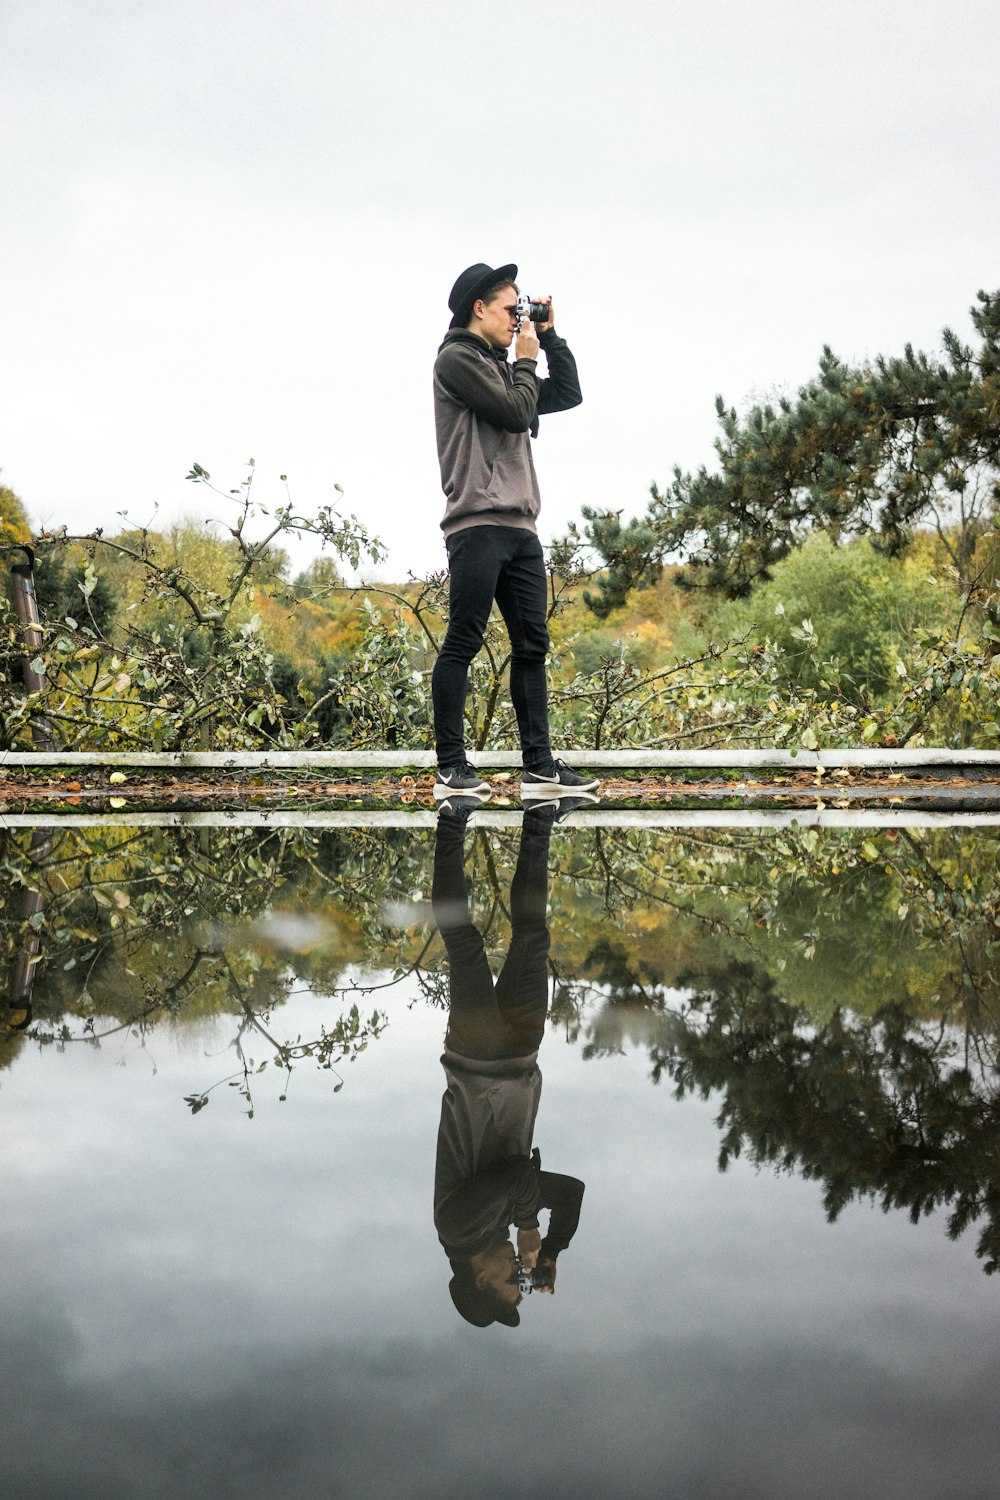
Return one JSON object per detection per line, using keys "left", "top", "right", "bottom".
{"left": 3, "top": 814, "right": 999, "bottom": 1498}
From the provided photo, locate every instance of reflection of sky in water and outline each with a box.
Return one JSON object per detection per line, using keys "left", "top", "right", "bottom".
{"left": 4, "top": 977, "right": 999, "bottom": 1499}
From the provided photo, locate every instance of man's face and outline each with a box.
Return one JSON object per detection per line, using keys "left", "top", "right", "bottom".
{"left": 477, "top": 1239, "right": 522, "bottom": 1306}
{"left": 474, "top": 285, "right": 518, "bottom": 350}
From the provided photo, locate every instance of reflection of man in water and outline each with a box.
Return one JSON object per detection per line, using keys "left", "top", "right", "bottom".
{"left": 433, "top": 806, "right": 585, "bottom": 1328}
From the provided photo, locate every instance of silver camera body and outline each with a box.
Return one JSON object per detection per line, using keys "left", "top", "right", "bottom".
{"left": 516, "top": 1257, "right": 554, "bottom": 1295}
{"left": 515, "top": 294, "right": 550, "bottom": 327}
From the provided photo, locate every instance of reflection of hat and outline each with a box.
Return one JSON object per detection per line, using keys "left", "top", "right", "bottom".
{"left": 448, "top": 1268, "right": 521, "bottom": 1329}
{"left": 448, "top": 262, "right": 518, "bottom": 329}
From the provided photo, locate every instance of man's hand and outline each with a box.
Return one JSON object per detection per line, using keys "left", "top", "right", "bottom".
{"left": 515, "top": 317, "right": 540, "bottom": 361}
{"left": 536, "top": 1254, "right": 557, "bottom": 1295}
{"left": 517, "top": 1227, "right": 541, "bottom": 1270}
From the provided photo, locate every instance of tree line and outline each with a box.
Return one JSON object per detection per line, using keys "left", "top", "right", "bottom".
{"left": 2, "top": 288, "right": 999, "bottom": 751}
{"left": 4, "top": 819, "right": 999, "bottom": 1269}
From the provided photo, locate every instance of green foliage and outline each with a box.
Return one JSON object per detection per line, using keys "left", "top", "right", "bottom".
{"left": 4, "top": 447, "right": 999, "bottom": 751}
{"left": 660, "top": 963, "right": 1000, "bottom": 1271}
{"left": 0, "top": 482, "right": 30, "bottom": 546}
{"left": 1, "top": 484, "right": 34, "bottom": 693}
{"left": 292, "top": 554, "right": 344, "bottom": 598}
{"left": 1, "top": 460, "right": 386, "bottom": 750}
{"left": 565, "top": 624, "right": 639, "bottom": 679}
{"left": 0, "top": 822, "right": 410, "bottom": 1102}
{"left": 6, "top": 820, "right": 1000, "bottom": 1269}
{"left": 31, "top": 547, "right": 117, "bottom": 637}
{"left": 300, "top": 599, "right": 433, "bottom": 748}
{"left": 8, "top": 822, "right": 996, "bottom": 1051}
{"left": 583, "top": 286, "right": 1000, "bottom": 612}
{"left": 696, "top": 533, "right": 951, "bottom": 698}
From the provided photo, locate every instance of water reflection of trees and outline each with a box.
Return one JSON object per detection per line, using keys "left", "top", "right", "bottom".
{"left": 3, "top": 820, "right": 1000, "bottom": 1268}
{"left": 668, "top": 962, "right": 1000, "bottom": 1273}
{"left": 4, "top": 821, "right": 998, "bottom": 1035}
{"left": 0, "top": 825, "right": 404, "bottom": 1107}
{"left": 553, "top": 826, "right": 1000, "bottom": 1274}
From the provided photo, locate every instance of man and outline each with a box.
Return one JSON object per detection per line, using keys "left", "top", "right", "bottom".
{"left": 433, "top": 803, "right": 585, "bottom": 1328}
{"left": 431, "top": 261, "right": 600, "bottom": 801}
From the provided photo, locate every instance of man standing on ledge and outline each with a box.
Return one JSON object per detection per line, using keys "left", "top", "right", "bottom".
{"left": 431, "top": 260, "right": 600, "bottom": 802}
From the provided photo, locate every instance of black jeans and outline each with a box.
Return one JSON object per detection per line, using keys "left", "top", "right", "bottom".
{"left": 432, "top": 814, "right": 553, "bottom": 1061}
{"left": 431, "top": 526, "right": 552, "bottom": 771}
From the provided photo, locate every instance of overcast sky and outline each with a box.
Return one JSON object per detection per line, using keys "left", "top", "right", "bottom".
{"left": 2, "top": 0, "right": 998, "bottom": 580}
{"left": 6, "top": 966, "right": 1000, "bottom": 1498}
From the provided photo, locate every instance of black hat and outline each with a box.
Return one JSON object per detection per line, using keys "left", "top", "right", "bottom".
{"left": 448, "top": 262, "right": 518, "bottom": 329}
{"left": 448, "top": 1272, "right": 521, "bottom": 1329}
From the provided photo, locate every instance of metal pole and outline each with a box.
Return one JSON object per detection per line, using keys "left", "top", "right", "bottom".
{"left": 9, "top": 545, "right": 55, "bottom": 750}
{"left": 5, "top": 828, "right": 54, "bottom": 1032}
{"left": 5, "top": 549, "right": 54, "bottom": 1024}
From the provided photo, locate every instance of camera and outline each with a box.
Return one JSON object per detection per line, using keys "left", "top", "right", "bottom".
{"left": 516, "top": 294, "right": 550, "bottom": 327}
{"left": 516, "top": 1258, "right": 554, "bottom": 1295}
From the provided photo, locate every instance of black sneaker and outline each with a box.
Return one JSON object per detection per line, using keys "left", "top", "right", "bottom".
{"left": 434, "top": 762, "right": 491, "bottom": 800}
{"left": 520, "top": 759, "right": 601, "bottom": 797}
{"left": 437, "top": 792, "right": 490, "bottom": 822}
{"left": 524, "top": 792, "right": 601, "bottom": 824}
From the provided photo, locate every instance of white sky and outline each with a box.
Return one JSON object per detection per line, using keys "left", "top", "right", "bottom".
{"left": 2, "top": 0, "right": 998, "bottom": 581}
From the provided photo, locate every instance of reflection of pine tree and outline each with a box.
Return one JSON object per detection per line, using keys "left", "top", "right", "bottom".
{"left": 572, "top": 938, "right": 675, "bottom": 1059}
{"left": 653, "top": 958, "right": 1000, "bottom": 1273}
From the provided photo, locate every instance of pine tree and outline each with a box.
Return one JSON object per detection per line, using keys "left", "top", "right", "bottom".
{"left": 584, "top": 289, "right": 1000, "bottom": 615}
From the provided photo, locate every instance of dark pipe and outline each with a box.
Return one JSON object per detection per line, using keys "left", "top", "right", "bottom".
{"left": 5, "top": 829, "right": 54, "bottom": 1032}
{"left": 9, "top": 544, "right": 54, "bottom": 749}
{"left": 6, "top": 546, "right": 53, "bottom": 1023}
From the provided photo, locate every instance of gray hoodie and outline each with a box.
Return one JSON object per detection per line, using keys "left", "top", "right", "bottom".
{"left": 434, "top": 1048, "right": 585, "bottom": 1261}
{"left": 433, "top": 327, "right": 582, "bottom": 538}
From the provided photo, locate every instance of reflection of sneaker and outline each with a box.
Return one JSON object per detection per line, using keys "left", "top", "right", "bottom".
{"left": 437, "top": 792, "right": 491, "bottom": 822}
{"left": 434, "top": 762, "right": 491, "bottom": 800}
{"left": 521, "top": 759, "right": 601, "bottom": 797}
{"left": 524, "top": 792, "right": 600, "bottom": 824}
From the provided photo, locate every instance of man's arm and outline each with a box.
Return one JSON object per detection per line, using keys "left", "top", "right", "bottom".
{"left": 536, "top": 331, "right": 583, "bottom": 415}
{"left": 436, "top": 343, "right": 540, "bottom": 433}
{"left": 533, "top": 298, "right": 582, "bottom": 415}
{"left": 537, "top": 1169, "right": 585, "bottom": 1257}
{"left": 533, "top": 1169, "right": 586, "bottom": 1296}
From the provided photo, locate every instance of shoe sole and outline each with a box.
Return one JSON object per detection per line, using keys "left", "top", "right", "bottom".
{"left": 520, "top": 778, "right": 601, "bottom": 798}
{"left": 437, "top": 797, "right": 491, "bottom": 817}
{"left": 524, "top": 792, "right": 601, "bottom": 815}
{"left": 434, "top": 783, "right": 492, "bottom": 802}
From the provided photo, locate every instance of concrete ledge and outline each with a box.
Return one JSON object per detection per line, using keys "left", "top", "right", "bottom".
{"left": 3, "top": 748, "right": 1000, "bottom": 771}
{"left": 2, "top": 808, "right": 999, "bottom": 831}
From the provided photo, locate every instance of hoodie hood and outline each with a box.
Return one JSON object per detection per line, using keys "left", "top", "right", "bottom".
{"left": 437, "top": 328, "right": 509, "bottom": 362}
